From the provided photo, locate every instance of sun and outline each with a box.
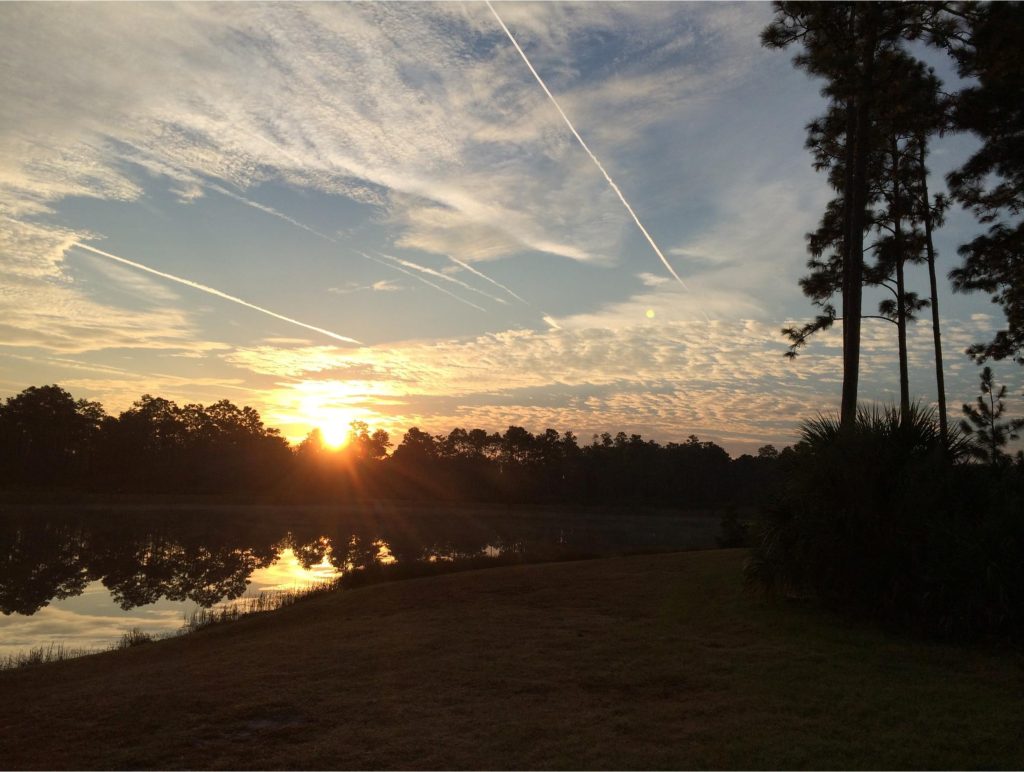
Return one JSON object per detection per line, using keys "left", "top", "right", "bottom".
{"left": 319, "top": 417, "right": 351, "bottom": 449}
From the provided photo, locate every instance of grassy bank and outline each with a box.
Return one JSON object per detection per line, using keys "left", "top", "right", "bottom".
{"left": 1, "top": 550, "right": 1022, "bottom": 769}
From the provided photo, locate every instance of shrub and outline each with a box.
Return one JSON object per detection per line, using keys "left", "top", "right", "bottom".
{"left": 717, "top": 506, "right": 749, "bottom": 548}
{"left": 117, "top": 628, "right": 154, "bottom": 648}
{"left": 746, "top": 404, "right": 1024, "bottom": 639}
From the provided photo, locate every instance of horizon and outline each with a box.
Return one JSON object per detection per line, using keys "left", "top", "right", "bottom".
{"left": 2, "top": 2, "right": 1020, "bottom": 456}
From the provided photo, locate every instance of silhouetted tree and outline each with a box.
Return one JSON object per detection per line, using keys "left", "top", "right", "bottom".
{"left": 0, "top": 384, "right": 789, "bottom": 507}
{"left": 391, "top": 426, "right": 443, "bottom": 499}
{"left": 348, "top": 420, "right": 392, "bottom": 461}
{"left": 867, "top": 52, "right": 948, "bottom": 421}
{"left": 765, "top": 3, "right": 873, "bottom": 427}
{"left": 765, "top": 2, "right": 947, "bottom": 428}
{"left": 946, "top": 2, "right": 1024, "bottom": 365}
{"left": 0, "top": 385, "right": 105, "bottom": 486}
{"left": 960, "top": 366, "right": 1024, "bottom": 466}
{"left": 95, "top": 395, "right": 289, "bottom": 492}
{"left": 915, "top": 116, "right": 953, "bottom": 444}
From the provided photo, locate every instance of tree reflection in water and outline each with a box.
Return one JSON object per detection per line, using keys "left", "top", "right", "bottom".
{"left": 0, "top": 509, "right": 506, "bottom": 616}
{"left": 1, "top": 506, "right": 716, "bottom": 617}
{"left": 0, "top": 518, "right": 90, "bottom": 616}
{"left": 0, "top": 512, "right": 289, "bottom": 615}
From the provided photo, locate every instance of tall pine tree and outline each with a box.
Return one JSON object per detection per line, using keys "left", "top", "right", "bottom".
{"left": 763, "top": 2, "right": 925, "bottom": 428}
{"left": 946, "top": 2, "right": 1024, "bottom": 364}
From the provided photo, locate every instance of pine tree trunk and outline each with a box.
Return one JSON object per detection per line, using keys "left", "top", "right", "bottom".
{"left": 892, "top": 136, "right": 911, "bottom": 423}
{"left": 841, "top": 95, "right": 858, "bottom": 428}
{"left": 919, "top": 138, "right": 948, "bottom": 446}
{"left": 895, "top": 256, "right": 910, "bottom": 419}
{"left": 988, "top": 386, "right": 998, "bottom": 464}
{"left": 841, "top": 5, "right": 879, "bottom": 430}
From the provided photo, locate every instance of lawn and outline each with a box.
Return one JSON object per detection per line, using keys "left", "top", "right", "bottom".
{"left": 1, "top": 549, "right": 1022, "bottom": 769}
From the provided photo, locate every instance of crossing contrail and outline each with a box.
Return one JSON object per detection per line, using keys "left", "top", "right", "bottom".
{"left": 72, "top": 242, "right": 362, "bottom": 345}
{"left": 446, "top": 254, "right": 529, "bottom": 305}
{"left": 485, "top": 0, "right": 688, "bottom": 291}
{"left": 201, "top": 185, "right": 508, "bottom": 312}
{"left": 358, "top": 251, "right": 487, "bottom": 312}
{"left": 376, "top": 251, "right": 506, "bottom": 305}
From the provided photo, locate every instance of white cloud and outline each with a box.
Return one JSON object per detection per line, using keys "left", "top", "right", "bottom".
{"left": 329, "top": 279, "right": 402, "bottom": 296}
{"left": 220, "top": 312, "right": 1015, "bottom": 455}
{"left": 5, "top": 3, "right": 1010, "bottom": 456}
{"left": 0, "top": 2, "right": 775, "bottom": 275}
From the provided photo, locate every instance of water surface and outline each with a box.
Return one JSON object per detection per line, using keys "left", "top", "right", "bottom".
{"left": 0, "top": 503, "right": 719, "bottom": 656}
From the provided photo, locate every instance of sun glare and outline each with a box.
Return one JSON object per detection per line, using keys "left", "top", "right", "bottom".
{"left": 320, "top": 418, "right": 351, "bottom": 449}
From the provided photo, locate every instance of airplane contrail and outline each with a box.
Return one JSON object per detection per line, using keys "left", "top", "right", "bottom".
{"left": 485, "top": 0, "right": 689, "bottom": 291}
{"left": 446, "top": 254, "right": 529, "bottom": 305}
{"left": 376, "top": 251, "right": 507, "bottom": 305}
{"left": 358, "top": 251, "right": 487, "bottom": 312}
{"left": 208, "top": 184, "right": 339, "bottom": 244}
{"left": 72, "top": 242, "right": 362, "bottom": 345}
{"left": 200, "top": 182, "right": 503, "bottom": 311}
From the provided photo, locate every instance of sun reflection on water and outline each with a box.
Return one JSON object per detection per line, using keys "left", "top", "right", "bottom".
{"left": 375, "top": 539, "right": 396, "bottom": 565}
{"left": 249, "top": 546, "right": 343, "bottom": 593}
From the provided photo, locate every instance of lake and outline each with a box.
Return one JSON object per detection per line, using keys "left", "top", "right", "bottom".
{"left": 0, "top": 502, "right": 721, "bottom": 658}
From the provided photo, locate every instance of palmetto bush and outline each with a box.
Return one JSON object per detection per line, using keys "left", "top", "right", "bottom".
{"left": 746, "top": 404, "right": 1024, "bottom": 638}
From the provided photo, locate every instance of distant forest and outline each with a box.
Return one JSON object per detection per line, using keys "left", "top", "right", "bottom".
{"left": 0, "top": 385, "right": 785, "bottom": 506}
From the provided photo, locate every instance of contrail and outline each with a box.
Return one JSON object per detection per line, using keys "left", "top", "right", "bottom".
{"left": 208, "top": 184, "right": 339, "bottom": 244}
{"left": 358, "top": 251, "right": 487, "bottom": 312}
{"left": 485, "top": 0, "right": 688, "bottom": 291}
{"left": 446, "top": 254, "right": 529, "bottom": 305}
{"left": 376, "top": 251, "right": 506, "bottom": 305}
{"left": 72, "top": 242, "right": 362, "bottom": 345}
{"left": 200, "top": 185, "right": 501, "bottom": 312}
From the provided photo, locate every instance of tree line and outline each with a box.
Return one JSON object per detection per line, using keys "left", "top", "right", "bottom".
{"left": 0, "top": 384, "right": 784, "bottom": 506}
{"left": 766, "top": 1, "right": 1023, "bottom": 438}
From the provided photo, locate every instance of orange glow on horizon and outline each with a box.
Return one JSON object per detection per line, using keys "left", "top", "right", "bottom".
{"left": 279, "top": 381, "right": 396, "bottom": 448}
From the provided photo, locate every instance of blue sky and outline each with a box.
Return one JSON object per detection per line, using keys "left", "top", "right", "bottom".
{"left": 0, "top": 2, "right": 1019, "bottom": 454}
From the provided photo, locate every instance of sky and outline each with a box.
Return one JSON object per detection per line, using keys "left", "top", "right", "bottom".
{"left": 1, "top": 1, "right": 1020, "bottom": 456}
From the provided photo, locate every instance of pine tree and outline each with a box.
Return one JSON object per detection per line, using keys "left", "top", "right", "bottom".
{"left": 780, "top": 48, "right": 944, "bottom": 427}
{"left": 908, "top": 68, "right": 953, "bottom": 446}
{"left": 960, "top": 366, "right": 1024, "bottom": 466}
{"left": 946, "top": 2, "right": 1024, "bottom": 365}
{"left": 763, "top": 2, "right": 929, "bottom": 428}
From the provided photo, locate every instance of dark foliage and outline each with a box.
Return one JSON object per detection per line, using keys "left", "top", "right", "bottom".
{"left": 0, "top": 384, "right": 785, "bottom": 507}
{"left": 747, "top": 405, "right": 1024, "bottom": 639}
{"left": 960, "top": 366, "right": 1024, "bottom": 466}
{"left": 946, "top": 2, "right": 1024, "bottom": 364}
{"left": 717, "top": 505, "right": 749, "bottom": 548}
{"left": 763, "top": 2, "right": 934, "bottom": 426}
{"left": 0, "top": 385, "right": 106, "bottom": 486}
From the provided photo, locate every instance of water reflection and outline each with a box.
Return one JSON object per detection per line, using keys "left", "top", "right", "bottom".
{"left": 0, "top": 505, "right": 718, "bottom": 654}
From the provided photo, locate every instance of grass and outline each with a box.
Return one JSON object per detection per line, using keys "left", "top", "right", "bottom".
{"left": 1, "top": 550, "right": 1022, "bottom": 769}
{"left": 0, "top": 642, "right": 95, "bottom": 670}
{"left": 1, "top": 584, "right": 338, "bottom": 672}
{"left": 182, "top": 582, "right": 338, "bottom": 632}
{"left": 0, "top": 633, "right": 157, "bottom": 671}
